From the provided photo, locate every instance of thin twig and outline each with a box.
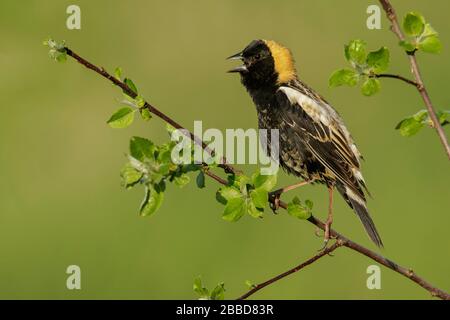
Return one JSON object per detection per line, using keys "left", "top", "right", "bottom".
{"left": 372, "top": 73, "right": 418, "bottom": 87}
{"left": 378, "top": 0, "right": 450, "bottom": 160}
{"left": 61, "top": 46, "right": 449, "bottom": 300}
{"left": 65, "top": 47, "right": 235, "bottom": 174}
{"left": 237, "top": 241, "right": 344, "bottom": 300}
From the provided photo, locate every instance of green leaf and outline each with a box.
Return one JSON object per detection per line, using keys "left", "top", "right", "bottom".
{"left": 120, "top": 163, "right": 143, "bottom": 189}
{"left": 366, "top": 47, "right": 390, "bottom": 73}
{"left": 395, "top": 118, "right": 424, "bottom": 137}
{"left": 399, "top": 40, "right": 416, "bottom": 52}
{"left": 251, "top": 171, "right": 277, "bottom": 192}
{"left": 130, "top": 136, "right": 155, "bottom": 161}
{"left": 193, "top": 277, "right": 209, "bottom": 299}
{"left": 361, "top": 78, "right": 381, "bottom": 96}
{"left": 107, "top": 107, "right": 135, "bottom": 128}
{"left": 173, "top": 174, "right": 190, "bottom": 187}
{"left": 222, "top": 197, "right": 246, "bottom": 222}
{"left": 196, "top": 171, "right": 206, "bottom": 188}
{"left": 55, "top": 52, "right": 67, "bottom": 62}
{"left": 305, "top": 199, "right": 314, "bottom": 210}
{"left": 287, "top": 196, "right": 311, "bottom": 220}
{"left": 245, "top": 280, "right": 256, "bottom": 289}
{"left": 403, "top": 12, "right": 425, "bottom": 37}
{"left": 219, "top": 186, "right": 242, "bottom": 201}
{"left": 166, "top": 123, "right": 176, "bottom": 136}
{"left": 135, "top": 95, "right": 146, "bottom": 108}
{"left": 114, "top": 67, "right": 122, "bottom": 80}
{"left": 329, "top": 69, "right": 359, "bottom": 88}
{"left": 246, "top": 197, "right": 263, "bottom": 218}
{"left": 395, "top": 110, "right": 428, "bottom": 137}
{"left": 412, "top": 109, "right": 428, "bottom": 122}
{"left": 124, "top": 78, "right": 138, "bottom": 95}
{"left": 250, "top": 188, "right": 268, "bottom": 209}
{"left": 437, "top": 110, "right": 450, "bottom": 126}
{"left": 139, "top": 107, "right": 152, "bottom": 121}
{"left": 140, "top": 185, "right": 164, "bottom": 217}
{"left": 345, "top": 40, "right": 367, "bottom": 65}
{"left": 157, "top": 143, "right": 174, "bottom": 164}
{"left": 418, "top": 35, "right": 442, "bottom": 54}
{"left": 210, "top": 283, "right": 225, "bottom": 300}
{"left": 44, "top": 38, "right": 67, "bottom": 62}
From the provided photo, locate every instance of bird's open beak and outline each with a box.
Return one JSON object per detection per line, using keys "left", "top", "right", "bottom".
{"left": 227, "top": 51, "right": 248, "bottom": 73}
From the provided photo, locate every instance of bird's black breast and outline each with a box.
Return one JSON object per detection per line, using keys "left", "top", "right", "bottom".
{"left": 247, "top": 87, "right": 327, "bottom": 182}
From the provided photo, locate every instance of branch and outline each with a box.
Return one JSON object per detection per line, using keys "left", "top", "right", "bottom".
{"left": 371, "top": 73, "right": 419, "bottom": 87}
{"left": 61, "top": 46, "right": 449, "bottom": 300}
{"left": 237, "top": 240, "right": 344, "bottom": 300}
{"left": 379, "top": 0, "right": 450, "bottom": 160}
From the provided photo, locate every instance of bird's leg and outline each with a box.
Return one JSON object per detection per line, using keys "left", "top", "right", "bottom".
{"left": 320, "top": 185, "right": 334, "bottom": 249}
{"left": 269, "top": 179, "right": 314, "bottom": 213}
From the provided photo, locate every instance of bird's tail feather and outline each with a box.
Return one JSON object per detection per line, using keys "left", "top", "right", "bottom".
{"left": 337, "top": 184, "right": 383, "bottom": 248}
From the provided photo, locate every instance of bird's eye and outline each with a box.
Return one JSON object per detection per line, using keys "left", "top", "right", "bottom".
{"left": 254, "top": 54, "right": 261, "bottom": 60}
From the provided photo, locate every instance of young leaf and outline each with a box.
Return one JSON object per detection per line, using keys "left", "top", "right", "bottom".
{"left": 399, "top": 40, "right": 416, "bottom": 52}
{"left": 210, "top": 283, "right": 225, "bottom": 300}
{"left": 345, "top": 40, "right": 367, "bottom": 65}
{"left": 246, "top": 197, "right": 263, "bottom": 218}
{"left": 250, "top": 188, "right": 268, "bottom": 209}
{"left": 107, "top": 107, "right": 135, "bottom": 128}
{"left": 173, "top": 174, "right": 190, "bottom": 187}
{"left": 193, "top": 276, "right": 210, "bottom": 299}
{"left": 395, "top": 118, "right": 424, "bottom": 137}
{"left": 287, "top": 196, "right": 311, "bottom": 220}
{"left": 140, "top": 107, "right": 152, "bottom": 121}
{"left": 366, "top": 47, "right": 390, "bottom": 73}
{"left": 196, "top": 171, "right": 206, "bottom": 188}
{"left": 403, "top": 12, "right": 425, "bottom": 36}
{"left": 130, "top": 136, "right": 155, "bottom": 161}
{"left": 251, "top": 171, "right": 277, "bottom": 192}
{"left": 361, "top": 78, "right": 381, "bottom": 96}
{"left": 305, "top": 199, "right": 314, "bottom": 210}
{"left": 44, "top": 38, "right": 67, "bottom": 62}
{"left": 418, "top": 35, "right": 442, "bottom": 54}
{"left": 245, "top": 280, "right": 256, "bottom": 289}
{"left": 437, "top": 110, "right": 450, "bottom": 126}
{"left": 120, "top": 163, "right": 143, "bottom": 189}
{"left": 219, "top": 186, "right": 242, "bottom": 201}
{"left": 124, "top": 78, "right": 138, "bottom": 95}
{"left": 114, "top": 67, "right": 122, "bottom": 80}
{"left": 140, "top": 185, "right": 164, "bottom": 217}
{"left": 395, "top": 110, "right": 428, "bottom": 137}
{"left": 329, "top": 69, "right": 359, "bottom": 88}
{"left": 222, "top": 197, "right": 246, "bottom": 222}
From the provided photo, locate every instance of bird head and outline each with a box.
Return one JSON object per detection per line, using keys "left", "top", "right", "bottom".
{"left": 227, "top": 39, "right": 297, "bottom": 88}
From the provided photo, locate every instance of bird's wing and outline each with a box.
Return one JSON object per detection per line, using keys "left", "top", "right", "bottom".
{"left": 276, "top": 85, "right": 366, "bottom": 199}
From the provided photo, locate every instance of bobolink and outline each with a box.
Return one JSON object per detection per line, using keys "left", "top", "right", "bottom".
{"left": 228, "top": 39, "right": 383, "bottom": 247}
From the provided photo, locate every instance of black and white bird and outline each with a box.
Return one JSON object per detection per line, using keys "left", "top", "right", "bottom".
{"left": 228, "top": 39, "right": 383, "bottom": 247}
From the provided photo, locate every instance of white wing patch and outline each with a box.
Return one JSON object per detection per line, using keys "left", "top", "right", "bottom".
{"left": 278, "top": 86, "right": 362, "bottom": 164}
{"left": 279, "top": 86, "right": 332, "bottom": 126}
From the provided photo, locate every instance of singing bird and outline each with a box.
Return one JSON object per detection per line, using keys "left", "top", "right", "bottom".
{"left": 227, "top": 39, "right": 383, "bottom": 247}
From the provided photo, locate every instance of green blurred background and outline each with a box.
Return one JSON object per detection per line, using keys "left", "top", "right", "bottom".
{"left": 0, "top": 0, "right": 449, "bottom": 299}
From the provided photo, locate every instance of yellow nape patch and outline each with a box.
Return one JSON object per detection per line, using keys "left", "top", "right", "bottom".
{"left": 264, "top": 40, "right": 297, "bottom": 84}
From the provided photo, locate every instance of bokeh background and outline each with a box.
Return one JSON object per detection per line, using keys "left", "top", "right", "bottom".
{"left": 0, "top": 0, "right": 449, "bottom": 299}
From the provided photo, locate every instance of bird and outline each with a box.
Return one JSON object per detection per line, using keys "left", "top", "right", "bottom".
{"left": 227, "top": 39, "right": 383, "bottom": 248}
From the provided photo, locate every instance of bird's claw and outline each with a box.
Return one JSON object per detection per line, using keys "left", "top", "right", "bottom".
{"left": 269, "top": 191, "right": 281, "bottom": 214}
{"left": 317, "top": 219, "right": 334, "bottom": 255}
